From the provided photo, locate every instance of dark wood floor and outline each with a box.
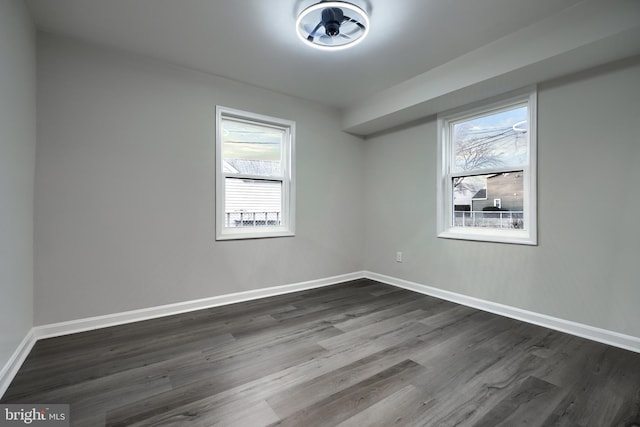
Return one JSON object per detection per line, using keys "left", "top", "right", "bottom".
{"left": 3, "top": 279, "right": 640, "bottom": 426}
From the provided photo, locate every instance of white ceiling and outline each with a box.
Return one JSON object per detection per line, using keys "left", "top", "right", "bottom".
{"left": 26, "top": 0, "right": 585, "bottom": 108}
{"left": 24, "top": 0, "right": 640, "bottom": 135}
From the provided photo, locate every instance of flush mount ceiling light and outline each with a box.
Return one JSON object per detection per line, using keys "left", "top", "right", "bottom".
{"left": 296, "top": 1, "right": 370, "bottom": 51}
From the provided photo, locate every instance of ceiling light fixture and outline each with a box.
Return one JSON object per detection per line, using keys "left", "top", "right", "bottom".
{"left": 296, "top": 1, "right": 370, "bottom": 51}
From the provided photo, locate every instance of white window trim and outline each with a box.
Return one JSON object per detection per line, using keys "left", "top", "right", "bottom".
{"left": 436, "top": 88, "right": 537, "bottom": 245}
{"left": 215, "top": 106, "right": 296, "bottom": 241}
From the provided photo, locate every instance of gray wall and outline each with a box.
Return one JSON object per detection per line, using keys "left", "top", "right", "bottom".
{"left": 35, "top": 34, "right": 364, "bottom": 325}
{"left": 31, "top": 31, "right": 640, "bottom": 341}
{"left": 363, "top": 58, "right": 640, "bottom": 337}
{"left": 0, "top": 0, "right": 36, "bottom": 369}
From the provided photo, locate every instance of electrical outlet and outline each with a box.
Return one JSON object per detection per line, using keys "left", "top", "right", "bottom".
{"left": 396, "top": 251, "right": 403, "bottom": 263}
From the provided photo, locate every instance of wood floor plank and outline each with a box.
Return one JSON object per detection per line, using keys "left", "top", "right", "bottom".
{"left": 266, "top": 337, "right": 428, "bottom": 418}
{"left": 538, "top": 343, "right": 640, "bottom": 427}
{"left": 333, "top": 295, "right": 451, "bottom": 333}
{"left": 105, "top": 342, "right": 327, "bottom": 426}
{"left": 5, "top": 332, "right": 234, "bottom": 400}
{"left": 125, "top": 397, "right": 280, "bottom": 427}
{"left": 2, "top": 279, "right": 639, "bottom": 427}
{"left": 407, "top": 325, "right": 563, "bottom": 425}
{"left": 267, "top": 359, "right": 427, "bottom": 427}
{"left": 472, "top": 376, "right": 565, "bottom": 427}
{"left": 334, "top": 384, "right": 432, "bottom": 427}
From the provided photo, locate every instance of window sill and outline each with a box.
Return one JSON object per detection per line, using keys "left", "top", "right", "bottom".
{"left": 216, "top": 227, "right": 295, "bottom": 241}
{"left": 438, "top": 227, "right": 537, "bottom": 245}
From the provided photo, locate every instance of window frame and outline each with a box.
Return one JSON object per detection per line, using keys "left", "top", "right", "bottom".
{"left": 436, "top": 88, "right": 537, "bottom": 245}
{"left": 215, "top": 106, "right": 296, "bottom": 241}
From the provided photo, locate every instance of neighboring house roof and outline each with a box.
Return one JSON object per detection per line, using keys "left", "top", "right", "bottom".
{"left": 224, "top": 159, "right": 280, "bottom": 176}
{"left": 472, "top": 189, "right": 487, "bottom": 200}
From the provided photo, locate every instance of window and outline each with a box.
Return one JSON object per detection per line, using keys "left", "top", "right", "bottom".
{"left": 437, "top": 89, "right": 537, "bottom": 245}
{"left": 216, "top": 106, "right": 295, "bottom": 240}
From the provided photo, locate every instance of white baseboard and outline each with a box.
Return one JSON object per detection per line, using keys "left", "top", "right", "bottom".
{"left": 32, "top": 269, "right": 640, "bottom": 353}
{"left": 3, "top": 269, "right": 638, "bottom": 399}
{"left": 0, "top": 329, "right": 37, "bottom": 398}
{"left": 364, "top": 271, "right": 640, "bottom": 354}
{"left": 0, "top": 271, "right": 363, "bottom": 398}
{"left": 33, "top": 271, "right": 365, "bottom": 341}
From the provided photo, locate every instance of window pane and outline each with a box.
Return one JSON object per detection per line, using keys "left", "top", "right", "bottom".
{"left": 222, "top": 118, "right": 283, "bottom": 177}
{"left": 452, "top": 105, "right": 528, "bottom": 173}
{"left": 224, "top": 178, "right": 282, "bottom": 228}
{"left": 453, "top": 171, "right": 525, "bottom": 229}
